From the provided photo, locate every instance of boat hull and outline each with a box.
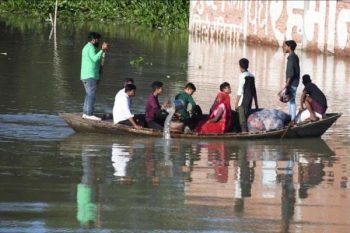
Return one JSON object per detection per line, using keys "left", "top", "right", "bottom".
{"left": 59, "top": 112, "right": 341, "bottom": 139}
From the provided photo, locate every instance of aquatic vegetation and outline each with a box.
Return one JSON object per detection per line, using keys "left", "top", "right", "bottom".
{"left": 0, "top": 0, "right": 190, "bottom": 30}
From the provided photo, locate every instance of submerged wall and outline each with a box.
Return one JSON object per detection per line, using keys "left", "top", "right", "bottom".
{"left": 189, "top": 0, "right": 350, "bottom": 56}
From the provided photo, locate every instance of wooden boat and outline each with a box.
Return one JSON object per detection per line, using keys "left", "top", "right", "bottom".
{"left": 59, "top": 112, "right": 341, "bottom": 139}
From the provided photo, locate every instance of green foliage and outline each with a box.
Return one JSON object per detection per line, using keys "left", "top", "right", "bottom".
{"left": 0, "top": 0, "right": 190, "bottom": 30}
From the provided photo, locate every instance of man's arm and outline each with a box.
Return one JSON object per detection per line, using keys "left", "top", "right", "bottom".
{"left": 234, "top": 95, "right": 241, "bottom": 110}
{"left": 299, "top": 91, "right": 306, "bottom": 111}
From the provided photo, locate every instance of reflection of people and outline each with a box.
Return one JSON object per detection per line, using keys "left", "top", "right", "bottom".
{"left": 113, "top": 84, "right": 142, "bottom": 129}
{"left": 234, "top": 143, "right": 255, "bottom": 213}
{"left": 299, "top": 74, "right": 327, "bottom": 122}
{"left": 81, "top": 32, "right": 108, "bottom": 121}
{"left": 298, "top": 157, "right": 324, "bottom": 199}
{"left": 279, "top": 160, "right": 296, "bottom": 233}
{"left": 234, "top": 58, "right": 258, "bottom": 132}
{"left": 195, "top": 82, "right": 232, "bottom": 134}
{"left": 145, "top": 81, "right": 170, "bottom": 130}
{"left": 111, "top": 143, "right": 131, "bottom": 178}
{"left": 77, "top": 146, "right": 98, "bottom": 228}
{"left": 207, "top": 142, "right": 229, "bottom": 183}
{"left": 279, "top": 40, "right": 300, "bottom": 121}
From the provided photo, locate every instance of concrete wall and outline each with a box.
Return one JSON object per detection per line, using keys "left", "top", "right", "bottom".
{"left": 189, "top": 0, "right": 350, "bottom": 56}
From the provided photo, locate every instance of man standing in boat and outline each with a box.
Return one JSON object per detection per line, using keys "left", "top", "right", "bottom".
{"left": 234, "top": 58, "right": 259, "bottom": 132}
{"left": 80, "top": 32, "right": 108, "bottom": 121}
{"left": 279, "top": 40, "right": 300, "bottom": 121}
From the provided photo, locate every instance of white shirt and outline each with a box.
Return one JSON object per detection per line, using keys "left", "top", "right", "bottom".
{"left": 237, "top": 71, "right": 254, "bottom": 106}
{"left": 113, "top": 88, "right": 134, "bottom": 124}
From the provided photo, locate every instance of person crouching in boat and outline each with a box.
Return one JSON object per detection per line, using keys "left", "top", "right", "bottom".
{"left": 145, "top": 81, "right": 171, "bottom": 130}
{"left": 175, "top": 82, "right": 202, "bottom": 131}
{"left": 113, "top": 84, "right": 142, "bottom": 129}
{"left": 194, "top": 82, "right": 233, "bottom": 134}
{"left": 299, "top": 74, "right": 327, "bottom": 122}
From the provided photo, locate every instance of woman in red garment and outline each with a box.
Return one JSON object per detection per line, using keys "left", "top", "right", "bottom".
{"left": 195, "top": 82, "right": 233, "bottom": 134}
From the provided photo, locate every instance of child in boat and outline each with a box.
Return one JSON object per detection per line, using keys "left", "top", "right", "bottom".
{"left": 175, "top": 82, "right": 202, "bottom": 130}
{"left": 113, "top": 84, "right": 142, "bottom": 129}
{"left": 145, "top": 81, "right": 171, "bottom": 130}
{"left": 299, "top": 74, "right": 327, "bottom": 122}
{"left": 194, "top": 82, "right": 233, "bottom": 134}
{"left": 234, "top": 58, "right": 259, "bottom": 132}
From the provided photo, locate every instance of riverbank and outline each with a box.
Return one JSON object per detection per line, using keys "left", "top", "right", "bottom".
{"left": 0, "top": 0, "right": 189, "bottom": 30}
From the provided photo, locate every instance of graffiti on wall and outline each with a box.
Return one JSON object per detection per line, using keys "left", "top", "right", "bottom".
{"left": 189, "top": 0, "right": 350, "bottom": 55}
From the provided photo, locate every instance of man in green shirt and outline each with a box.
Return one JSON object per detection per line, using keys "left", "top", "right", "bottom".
{"left": 81, "top": 32, "right": 108, "bottom": 121}
{"left": 175, "top": 82, "right": 201, "bottom": 130}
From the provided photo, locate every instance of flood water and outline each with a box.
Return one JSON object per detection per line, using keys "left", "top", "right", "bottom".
{"left": 1, "top": 16, "right": 350, "bottom": 233}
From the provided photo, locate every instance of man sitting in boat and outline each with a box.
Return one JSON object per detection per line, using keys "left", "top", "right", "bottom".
{"left": 145, "top": 81, "right": 171, "bottom": 130}
{"left": 234, "top": 58, "right": 259, "bottom": 132}
{"left": 194, "top": 82, "right": 233, "bottom": 134}
{"left": 175, "top": 82, "right": 202, "bottom": 131}
{"left": 299, "top": 74, "right": 327, "bottom": 122}
{"left": 113, "top": 84, "right": 142, "bottom": 129}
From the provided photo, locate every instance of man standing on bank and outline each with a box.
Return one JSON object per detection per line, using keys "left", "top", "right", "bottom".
{"left": 81, "top": 32, "right": 108, "bottom": 121}
{"left": 279, "top": 40, "right": 300, "bottom": 121}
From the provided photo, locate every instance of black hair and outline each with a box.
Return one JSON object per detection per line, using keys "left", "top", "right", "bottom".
{"left": 151, "top": 81, "right": 163, "bottom": 91}
{"left": 125, "top": 84, "right": 136, "bottom": 92}
{"left": 88, "top": 32, "right": 101, "bottom": 41}
{"left": 123, "top": 78, "right": 134, "bottom": 87}
{"left": 184, "top": 82, "right": 196, "bottom": 91}
{"left": 239, "top": 58, "right": 249, "bottom": 70}
{"left": 220, "top": 82, "right": 230, "bottom": 91}
{"left": 285, "top": 40, "right": 297, "bottom": 51}
{"left": 302, "top": 74, "right": 312, "bottom": 85}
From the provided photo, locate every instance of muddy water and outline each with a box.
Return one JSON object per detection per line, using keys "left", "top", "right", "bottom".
{"left": 0, "top": 17, "right": 350, "bottom": 232}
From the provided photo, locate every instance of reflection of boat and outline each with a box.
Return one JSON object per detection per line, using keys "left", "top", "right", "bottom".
{"left": 59, "top": 112, "right": 341, "bottom": 139}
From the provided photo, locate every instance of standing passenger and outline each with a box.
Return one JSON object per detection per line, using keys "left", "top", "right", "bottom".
{"left": 234, "top": 58, "right": 259, "bottom": 132}
{"left": 279, "top": 40, "right": 300, "bottom": 120}
{"left": 81, "top": 32, "right": 108, "bottom": 121}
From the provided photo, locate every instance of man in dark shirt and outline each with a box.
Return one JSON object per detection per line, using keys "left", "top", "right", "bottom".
{"left": 145, "top": 81, "right": 170, "bottom": 130}
{"left": 279, "top": 40, "right": 300, "bottom": 121}
{"left": 300, "top": 74, "right": 327, "bottom": 121}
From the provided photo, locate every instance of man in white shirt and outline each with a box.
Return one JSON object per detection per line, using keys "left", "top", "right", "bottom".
{"left": 113, "top": 84, "right": 142, "bottom": 129}
{"left": 234, "top": 58, "right": 259, "bottom": 132}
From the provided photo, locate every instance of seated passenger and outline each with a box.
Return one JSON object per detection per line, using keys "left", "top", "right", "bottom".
{"left": 145, "top": 81, "right": 170, "bottom": 130}
{"left": 113, "top": 84, "right": 142, "bottom": 129}
{"left": 234, "top": 58, "right": 259, "bottom": 132}
{"left": 299, "top": 74, "right": 327, "bottom": 122}
{"left": 175, "top": 82, "right": 202, "bottom": 130}
{"left": 194, "top": 82, "right": 233, "bottom": 134}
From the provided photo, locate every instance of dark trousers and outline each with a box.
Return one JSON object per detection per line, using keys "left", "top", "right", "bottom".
{"left": 238, "top": 106, "right": 249, "bottom": 132}
{"left": 146, "top": 121, "right": 163, "bottom": 130}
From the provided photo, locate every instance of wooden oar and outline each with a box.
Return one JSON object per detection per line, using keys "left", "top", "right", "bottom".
{"left": 280, "top": 110, "right": 302, "bottom": 140}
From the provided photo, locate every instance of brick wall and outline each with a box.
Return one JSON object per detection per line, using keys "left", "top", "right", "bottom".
{"left": 189, "top": 0, "right": 350, "bottom": 56}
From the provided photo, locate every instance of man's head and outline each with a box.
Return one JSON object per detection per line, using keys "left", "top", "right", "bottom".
{"left": 220, "top": 82, "right": 231, "bottom": 94}
{"left": 239, "top": 58, "right": 249, "bottom": 72}
{"left": 284, "top": 40, "right": 297, "bottom": 53}
{"left": 184, "top": 82, "right": 196, "bottom": 95}
{"left": 151, "top": 81, "right": 163, "bottom": 95}
{"left": 302, "top": 74, "right": 312, "bottom": 85}
{"left": 123, "top": 78, "right": 134, "bottom": 88}
{"left": 125, "top": 84, "right": 136, "bottom": 97}
{"left": 88, "top": 32, "right": 101, "bottom": 47}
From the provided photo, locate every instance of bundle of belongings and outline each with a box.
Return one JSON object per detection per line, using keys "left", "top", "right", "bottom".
{"left": 247, "top": 109, "right": 291, "bottom": 132}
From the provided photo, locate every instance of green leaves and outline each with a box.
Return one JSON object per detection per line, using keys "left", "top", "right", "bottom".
{"left": 0, "top": 0, "right": 190, "bottom": 30}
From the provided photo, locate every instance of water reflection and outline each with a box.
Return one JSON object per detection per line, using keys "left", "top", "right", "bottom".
{"left": 77, "top": 145, "right": 99, "bottom": 228}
